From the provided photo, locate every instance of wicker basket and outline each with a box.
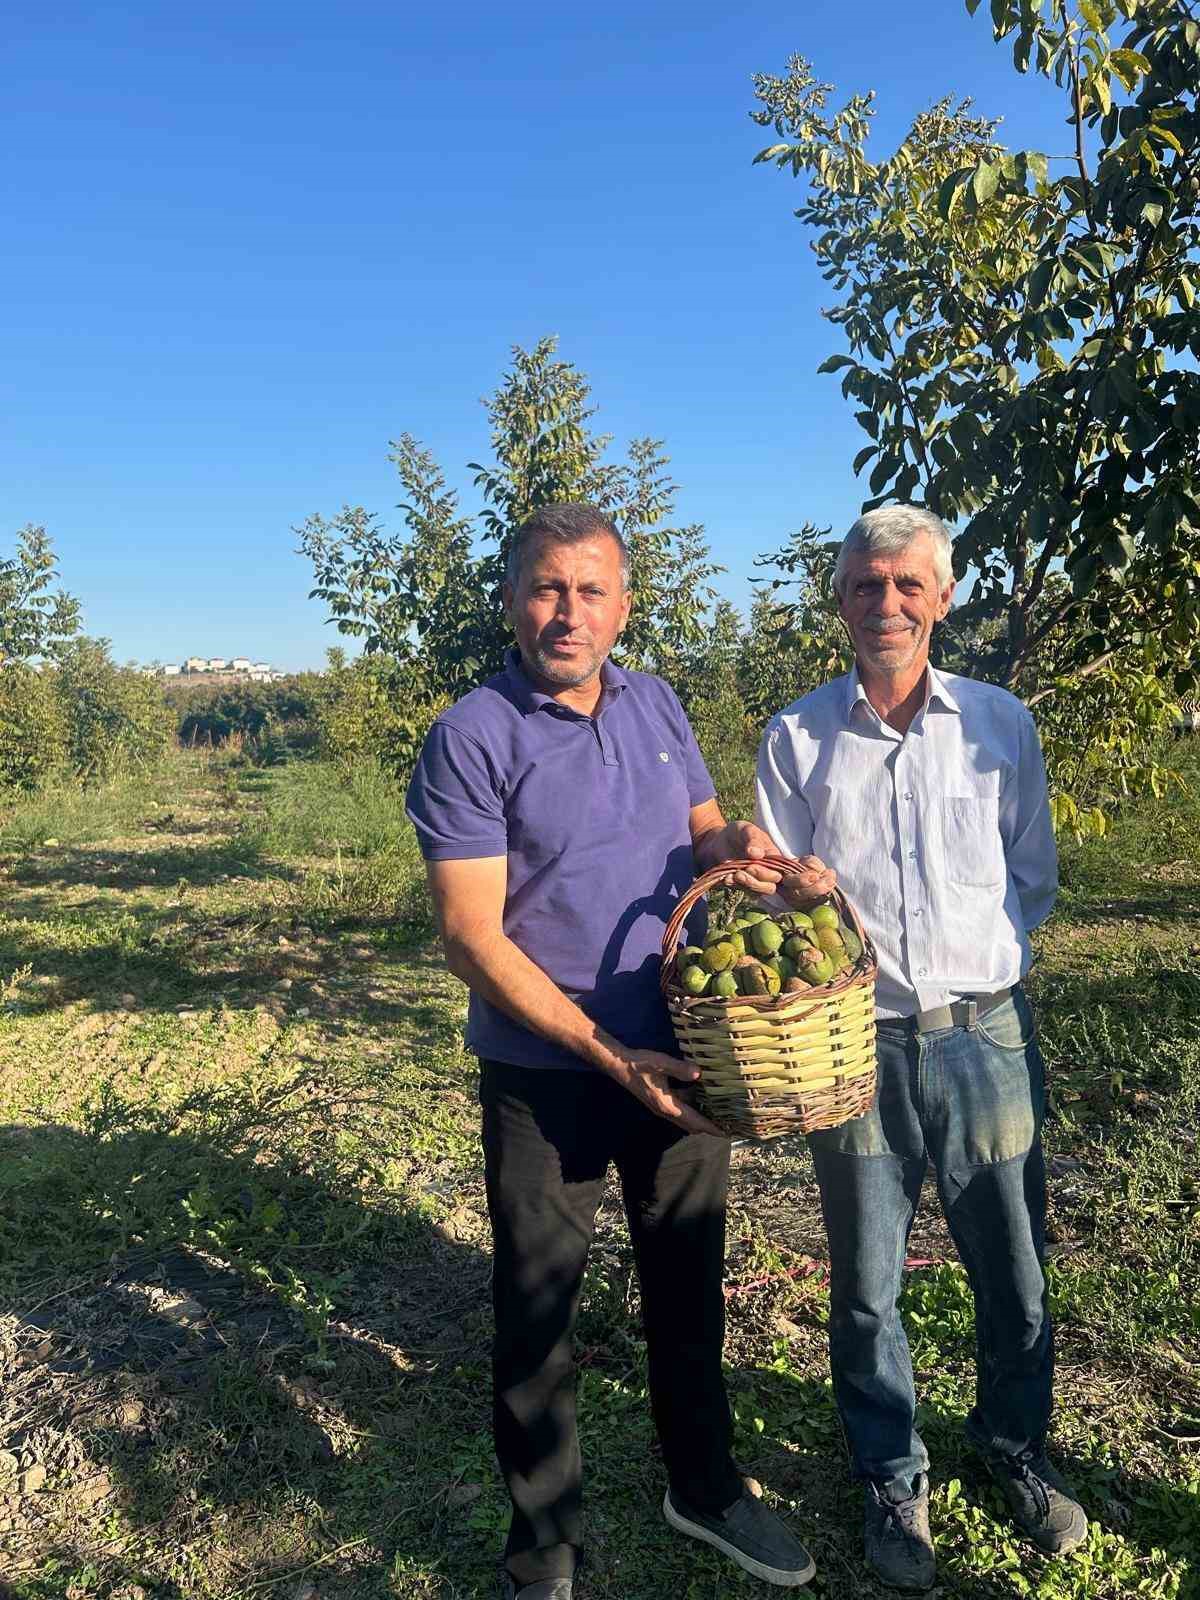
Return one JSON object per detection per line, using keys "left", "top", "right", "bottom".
{"left": 660, "top": 853, "right": 878, "bottom": 1140}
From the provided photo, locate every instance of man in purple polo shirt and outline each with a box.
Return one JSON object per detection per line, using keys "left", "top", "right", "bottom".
{"left": 406, "top": 504, "right": 823, "bottom": 1598}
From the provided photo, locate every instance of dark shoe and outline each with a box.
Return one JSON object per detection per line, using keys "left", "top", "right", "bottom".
{"left": 864, "top": 1473, "right": 936, "bottom": 1592}
{"left": 664, "top": 1487, "right": 816, "bottom": 1586}
{"left": 986, "top": 1447, "right": 1087, "bottom": 1554}
{"left": 498, "top": 1574, "right": 573, "bottom": 1599}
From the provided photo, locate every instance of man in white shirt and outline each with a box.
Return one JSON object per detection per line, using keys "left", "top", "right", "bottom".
{"left": 756, "top": 505, "right": 1086, "bottom": 1592}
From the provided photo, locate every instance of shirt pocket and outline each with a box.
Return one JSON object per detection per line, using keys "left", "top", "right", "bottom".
{"left": 939, "top": 793, "right": 1005, "bottom": 887}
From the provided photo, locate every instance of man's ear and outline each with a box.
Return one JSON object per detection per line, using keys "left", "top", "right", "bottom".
{"left": 936, "top": 580, "right": 955, "bottom": 621}
{"left": 501, "top": 582, "right": 515, "bottom": 625}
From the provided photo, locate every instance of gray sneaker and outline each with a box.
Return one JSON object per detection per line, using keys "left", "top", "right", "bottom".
{"left": 986, "top": 1447, "right": 1087, "bottom": 1554}
{"left": 664, "top": 1487, "right": 816, "bottom": 1586}
{"left": 864, "top": 1473, "right": 936, "bottom": 1592}
{"left": 498, "top": 1574, "right": 573, "bottom": 1599}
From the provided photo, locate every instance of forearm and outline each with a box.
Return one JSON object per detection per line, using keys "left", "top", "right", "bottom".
{"left": 442, "top": 926, "right": 641, "bottom": 1077}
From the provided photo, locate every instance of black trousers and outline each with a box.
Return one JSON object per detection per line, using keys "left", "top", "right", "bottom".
{"left": 479, "top": 1058, "right": 741, "bottom": 1585}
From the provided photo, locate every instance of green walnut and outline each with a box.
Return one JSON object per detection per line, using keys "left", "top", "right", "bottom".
{"left": 749, "top": 919, "right": 784, "bottom": 958}
{"left": 701, "top": 941, "right": 737, "bottom": 973}
{"left": 680, "top": 964, "right": 711, "bottom": 996}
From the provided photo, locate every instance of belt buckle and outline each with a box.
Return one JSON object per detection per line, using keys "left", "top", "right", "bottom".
{"left": 964, "top": 998, "right": 978, "bottom": 1031}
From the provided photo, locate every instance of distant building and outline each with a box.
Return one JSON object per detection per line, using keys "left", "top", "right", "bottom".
{"left": 162, "top": 664, "right": 181, "bottom": 676}
{"left": 207, "top": 657, "right": 227, "bottom": 672}
{"left": 231, "top": 656, "right": 252, "bottom": 673}
{"left": 184, "top": 657, "right": 208, "bottom": 674}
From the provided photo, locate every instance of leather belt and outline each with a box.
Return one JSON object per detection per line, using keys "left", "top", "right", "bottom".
{"left": 882, "top": 985, "right": 1015, "bottom": 1035}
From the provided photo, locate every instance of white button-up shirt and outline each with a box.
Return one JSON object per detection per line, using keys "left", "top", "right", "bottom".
{"left": 755, "top": 665, "right": 1058, "bottom": 1019}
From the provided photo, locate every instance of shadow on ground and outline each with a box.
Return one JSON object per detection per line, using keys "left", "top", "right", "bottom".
{"left": 4, "top": 840, "right": 291, "bottom": 895}
{"left": 2, "top": 1116, "right": 1196, "bottom": 1598}
{"left": 0, "top": 1118, "right": 498, "bottom": 1599}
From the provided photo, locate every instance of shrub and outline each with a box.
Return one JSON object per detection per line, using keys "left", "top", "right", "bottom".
{"left": 168, "top": 675, "right": 324, "bottom": 761}
{"left": 0, "top": 663, "right": 68, "bottom": 791}
{"left": 314, "top": 652, "right": 448, "bottom": 779}
{"left": 53, "top": 639, "right": 176, "bottom": 777}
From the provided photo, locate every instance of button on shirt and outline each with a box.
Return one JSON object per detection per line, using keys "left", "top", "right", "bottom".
{"left": 755, "top": 666, "right": 1057, "bottom": 1019}
{"left": 406, "top": 649, "right": 715, "bottom": 1069}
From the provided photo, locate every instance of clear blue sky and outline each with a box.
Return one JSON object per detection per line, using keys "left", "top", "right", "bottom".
{"left": 4, "top": 1, "right": 1066, "bottom": 670}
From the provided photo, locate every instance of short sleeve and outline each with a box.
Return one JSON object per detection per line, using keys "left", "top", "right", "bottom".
{"left": 405, "top": 722, "right": 508, "bottom": 861}
{"left": 663, "top": 683, "right": 716, "bottom": 807}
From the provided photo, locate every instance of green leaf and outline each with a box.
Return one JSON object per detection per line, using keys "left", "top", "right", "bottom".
{"left": 1027, "top": 258, "right": 1055, "bottom": 307}
{"left": 869, "top": 454, "right": 899, "bottom": 495}
{"left": 816, "top": 354, "right": 856, "bottom": 374}
{"left": 1109, "top": 47, "right": 1150, "bottom": 89}
{"left": 1049, "top": 793, "right": 1079, "bottom": 833}
{"left": 1101, "top": 532, "right": 1136, "bottom": 570}
{"left": 972, "top": 160, "right": 1000, "bottom": 205}
{"left": 937, "top": 167, "right": 973, "bottom": 220}
{"left": 1079, "top": 0, "right": 1102, "bottom": 29}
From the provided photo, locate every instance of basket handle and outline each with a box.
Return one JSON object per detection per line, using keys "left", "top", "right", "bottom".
{"left": 660, "top": 853, "right": 876, "bottom": 975}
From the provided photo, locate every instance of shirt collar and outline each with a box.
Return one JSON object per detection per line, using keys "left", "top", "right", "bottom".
{"left": 845, "top": 663, "right": 961, "bottom": 726}
{"left": 504, "top": 646, "right": 628, "bottom": 716}
{"left": 925, "top": 664, "right": 961, "bottom": 714}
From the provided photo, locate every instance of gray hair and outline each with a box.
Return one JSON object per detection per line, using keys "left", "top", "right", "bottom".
{"left": 504, "top": 503, "right": 631, "bottom": 591}
{"left": 833, "top": 505, "right": 955, "bottom": 596}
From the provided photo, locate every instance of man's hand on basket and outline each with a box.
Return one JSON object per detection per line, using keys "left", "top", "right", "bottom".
{"left": 708, "top": 820, "right": 788, "bottom": 895}
{"left": 606, "top": 1047, "right": 727, "bottom": 1137}
{"left": 779, "top": 855, "right": 837, "bottom": 906}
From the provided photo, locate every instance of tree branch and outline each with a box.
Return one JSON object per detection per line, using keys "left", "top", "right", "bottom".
{"left": 1026, "top": 645, "right": 1122, "bottom": 707}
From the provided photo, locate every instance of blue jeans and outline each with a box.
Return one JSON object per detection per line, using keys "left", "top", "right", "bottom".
{"left": 808, "top": 989, "right": 1052, "bottom": 1494}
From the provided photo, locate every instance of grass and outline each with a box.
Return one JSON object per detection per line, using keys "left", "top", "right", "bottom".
{"left": 0, "top": 767, "right": 180, "bottom": 854}
{"left": 0, "top": 743, "right": 1197, "bottom": 1599}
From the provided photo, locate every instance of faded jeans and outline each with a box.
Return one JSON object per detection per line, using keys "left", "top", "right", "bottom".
{"left": 808, "top": 988, "right": 1052, "bottom": 1494}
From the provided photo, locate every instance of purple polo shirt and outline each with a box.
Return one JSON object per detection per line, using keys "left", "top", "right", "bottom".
{"left": 405, "top": 648, "right": 714, "bottom": 1070}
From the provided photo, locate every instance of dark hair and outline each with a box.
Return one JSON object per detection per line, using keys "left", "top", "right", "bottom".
{"left": 504, "top": 503, "right": 630, "bottom": 590}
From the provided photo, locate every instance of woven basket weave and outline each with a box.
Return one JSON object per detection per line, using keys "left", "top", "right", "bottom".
{"left": 660, "top": 853, "right": 878, "bottom": 1140}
